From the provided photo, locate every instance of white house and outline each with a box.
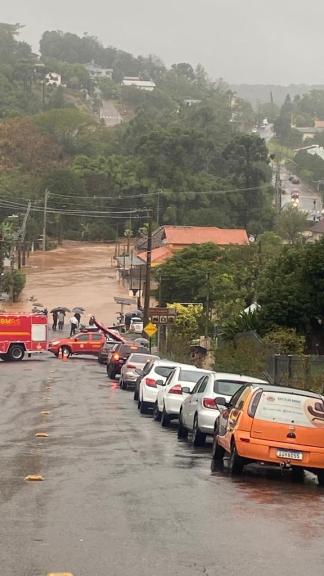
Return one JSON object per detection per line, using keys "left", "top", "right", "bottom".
{"left": 122, "top": 77, "right": 156, "bottom": 91}
{"left": 86, "top": 63, "right": 113, "bottom": 80}
{"left": 45, "top": 72, "right": 62, "bottom": 87}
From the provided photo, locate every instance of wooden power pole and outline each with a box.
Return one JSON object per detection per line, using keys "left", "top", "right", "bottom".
{"left": 143, "top": 209, "right": 153, "bottom": 328}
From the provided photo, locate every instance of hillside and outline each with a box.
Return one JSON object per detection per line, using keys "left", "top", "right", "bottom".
{"left": 0, "top": 23, "right": 274, "bottom": 245}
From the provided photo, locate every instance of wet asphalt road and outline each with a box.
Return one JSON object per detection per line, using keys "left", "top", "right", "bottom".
{"left": 1, "top": 357, "right": 324, "bottom": 576}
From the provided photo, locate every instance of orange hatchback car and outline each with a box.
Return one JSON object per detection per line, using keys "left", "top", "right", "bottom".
{"left": 212, "top": 384, "right": 324, "bottom": 485}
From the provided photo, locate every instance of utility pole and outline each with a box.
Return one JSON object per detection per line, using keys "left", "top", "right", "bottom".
{"left": 156, "top": 189, "right": 161, "bottom": 226}
{"left": 143, "top": 209, "right": 153, "bottom": 328}
{"left": 205, "top": 272, "right": 210, "bottom": 338}
{"left": 42, "top": 189, "right": 49, "bottom": 251}
{"left": 274, "top": 157, "right": 282, "bottom": 213}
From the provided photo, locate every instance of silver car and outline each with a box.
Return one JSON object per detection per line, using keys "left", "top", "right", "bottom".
{"left": 178, "top": 372, "right": 269, "bottom": 446}
{"left": 120, "top": 353, "right": 159, "bottom": 390}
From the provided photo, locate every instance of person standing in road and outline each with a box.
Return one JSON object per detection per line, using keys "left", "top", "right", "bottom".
{"left": 70, "top": 315, "right": 78, "bottom": 336}
{"left": 74, "top": 312, "right": 81, "bottom": 327}
{"left": 58, "top": 310, "right": 65, "bottom": 331}
{"left": 52, "top": 310, "right": 58, "bottom": 331}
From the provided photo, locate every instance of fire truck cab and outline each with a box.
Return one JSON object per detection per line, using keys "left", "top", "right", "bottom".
{"left": 0, "top": 313, "right": 48, "bottom": 361}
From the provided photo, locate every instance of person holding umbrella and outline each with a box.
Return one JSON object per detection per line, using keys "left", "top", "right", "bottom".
{"left": 72, "top": 307, "right": 85, "bottom": 328}
{"left": 51, "top": 307, "right": 70, "bottom": 331}
{"left": 52, "top": 310, "right": 58, "bottom": 331}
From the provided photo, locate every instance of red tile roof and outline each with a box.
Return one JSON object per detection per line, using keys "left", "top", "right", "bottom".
{"left": 162, "top": 226, "right": 249, "bottom": 246}
{"left": 137, "top": 246, "right": 173, "bottom": 266}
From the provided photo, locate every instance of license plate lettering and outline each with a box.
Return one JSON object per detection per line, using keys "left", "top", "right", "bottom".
{"left": 277, "top": 449, "right": 303, "bottom": 460}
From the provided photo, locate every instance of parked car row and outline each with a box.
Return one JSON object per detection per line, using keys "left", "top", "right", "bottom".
{"left": 107, "top": 354, "right": 324, "bottom": 486}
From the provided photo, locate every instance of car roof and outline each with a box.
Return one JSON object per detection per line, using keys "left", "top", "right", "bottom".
{"left": 211, "top": 372, "right": 269, "bottom": 384}
{"left": 249, "top": 384, "right": 322, "bottom": 399}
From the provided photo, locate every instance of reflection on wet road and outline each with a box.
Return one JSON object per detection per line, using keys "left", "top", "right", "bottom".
{"left": 0, "top": 357, "right": 323, "bottom": 575}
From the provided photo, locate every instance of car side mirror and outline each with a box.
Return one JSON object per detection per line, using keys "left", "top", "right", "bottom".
{"left": 214, "top": 396, "right": 226, "bottom": 406}
{"left": 156, "top": 379, "right": 164, "bottom": 387}
{"left": 182, "top": 386, "right": 191, "bottom": 394}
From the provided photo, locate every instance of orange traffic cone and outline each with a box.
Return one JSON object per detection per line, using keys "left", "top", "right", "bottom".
{"left": 62, "top": 349, "right": 69, "bottom": 362}
{"left": 58, "top": 347, "right": 62, "bottom": 360}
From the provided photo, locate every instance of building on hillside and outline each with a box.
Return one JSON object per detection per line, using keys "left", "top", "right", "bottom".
{"left": 136, "top": 225, "right": 249, "bottom": 266}
{"left": 305, "top": 219, "right": 324, "bottom": 243}
{"left": 122, "top": 77, "right": 156, "bottom": 91}
{"left": 86, "top": 63, "right": 113, "bottom": 80}
{"left": 293, "top": 126, "right": 324, "bottom": 141}
{"left": 45, "top": 72, "right": 62, "bottom": 87}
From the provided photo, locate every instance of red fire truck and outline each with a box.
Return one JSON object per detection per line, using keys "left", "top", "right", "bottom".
{"left": 0, "top": 313, "right": 48, "bottom": 361}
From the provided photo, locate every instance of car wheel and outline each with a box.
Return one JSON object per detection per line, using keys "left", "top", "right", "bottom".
{"left": 153, "top": 402, "right": 161, "bottom": 421}
{"left": 107, "top": 365, "right": 116, "bottom": 379}
{"left": 8, "top": 344, "right": 25, "bottom": 361}
{"left": 140, "top": 398, "right": 148, "bottom": 414}
{"left": 211, "top": 434, "right": 225, "bottom": 465}
{"left": 134, "top": 387, "right": 139, "bottom": 401}
{"left": 192, "top": 415, "right": 206, "bottom": 447}
{"left": 122, "top": 380, "right": 128, "bottom": 391}
{"left": 317, "top": 470, "right": 324, "bottom": 486}
{"left": 291, "top": 467, "right": 305, "bottom": 483}
{"left": 161, "top": 405, "right": 170, "bottom": 428}
{"left": 228, "top": 443, "right": 245, "bottom": 475}
{"left": 177, "top": 411, "right": 188, "bottom": 439}
{"left": 61, "top": 346, "right": 71, "bottom": 358}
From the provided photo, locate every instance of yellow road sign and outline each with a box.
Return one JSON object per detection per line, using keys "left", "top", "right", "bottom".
{"left": 144, "top": 321, "right": 158, "bottom": 338}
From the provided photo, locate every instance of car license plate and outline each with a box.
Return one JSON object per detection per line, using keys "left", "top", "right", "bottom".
{"left": 277, "top": 449, "right": 303, "bottom": 460}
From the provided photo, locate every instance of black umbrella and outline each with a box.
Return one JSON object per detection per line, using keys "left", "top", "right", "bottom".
{"left": 50, "top": 306, "right": 71, "bottom": 313}
{"left": 72, "top": 307, "right": 85, "bottom": 314}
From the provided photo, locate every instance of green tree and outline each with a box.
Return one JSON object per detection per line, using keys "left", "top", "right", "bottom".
{"left": 276, "top": 205, "right": 307, "bottom": 244}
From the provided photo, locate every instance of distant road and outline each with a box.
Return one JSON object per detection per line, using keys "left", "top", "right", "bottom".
{"left": 280, "top": 166, "right": 322, "bottom": 218}
{"left": 258, "top": 123, "right": 274, "bottom": 142}
{"left": 100, "top": 99, "right": 122, "bottom": 127}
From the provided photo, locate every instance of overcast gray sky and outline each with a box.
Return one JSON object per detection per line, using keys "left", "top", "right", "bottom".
{"left": 1, "top": 0, "right": 322, "bottom": 84}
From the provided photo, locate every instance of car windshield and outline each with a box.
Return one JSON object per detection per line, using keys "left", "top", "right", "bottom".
{"left": 129, "top": 354, "right": 151, "bottom": 363}
{"left": 213, "top": 379, "right": 252, "bottom": 396}
{"left": 254, "top": 391, "right": 324, "bottom": 427}
{"left": 179, "top": 369, "right": 207, "bottom": 382}
{"left": 156, "top": 366, "right": 175, "bottom": 378}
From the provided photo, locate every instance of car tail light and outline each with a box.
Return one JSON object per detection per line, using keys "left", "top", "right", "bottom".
{"left": 203, "top": 398, "right": 217, "bottom": 410}
{"left": 113, "top": 353, "right": 120, "bottom": 360}
{"left": 145, "top": 378, "right": 157, "bottom": 388}
{"left": 169, "top": 384, "right": 182, "bottom": 395}
{"left": 127, "top": 363, "right": 136, "bottom": 369}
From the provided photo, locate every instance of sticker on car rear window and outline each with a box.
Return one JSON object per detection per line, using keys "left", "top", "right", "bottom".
{"left": 255, "top": 393, "right": 324, "bottom": 428}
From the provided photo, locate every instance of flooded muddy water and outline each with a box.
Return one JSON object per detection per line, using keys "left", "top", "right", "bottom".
{"left": 3, "top": 241, "right": 130, "bottom": 325}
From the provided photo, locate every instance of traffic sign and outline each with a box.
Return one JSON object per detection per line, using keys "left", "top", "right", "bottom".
{"left": 149, "top": 307, "right": 176, "bottom": 325}
{"left": 144, "top": 322, "right": 158, "bottom": 338}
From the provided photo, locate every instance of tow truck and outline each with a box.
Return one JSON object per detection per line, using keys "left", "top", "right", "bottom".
{"left": 0, "top": 312, "right": 48, "bottom": 361}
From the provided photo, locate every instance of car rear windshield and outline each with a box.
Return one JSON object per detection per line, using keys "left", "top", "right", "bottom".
{"left": 179, "top": 370, "right": 207, "bottom": 382}
{"left": 156, "top": 366, "right": 175, "bottom": 378}
{"left": 254, "top": 391, "right": 324, "bottom": 428}
{"left": 213, "top": 380, "right": 247, "bottom": 396}
{"left": 130, "top": 354, "right": 151, "bottom": 363}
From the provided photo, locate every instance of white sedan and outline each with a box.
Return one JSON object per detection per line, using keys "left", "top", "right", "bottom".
{"left": 178, "top": 372, "right": 269, "bottom": 446}
{"left": 138, "top": 359, "right": 181, "bottom": 414}
{"left": 154, "top": 365, "right": 212, "bottom": 427}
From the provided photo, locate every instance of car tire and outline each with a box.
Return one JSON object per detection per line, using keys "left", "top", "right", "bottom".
{"left": 211, "top": 434, "right": 225, "bottom": 465}
{"left": 140, "top": 399, "right": 148, "bottom": 414}
{"left": 317, "top": 470, "right": 324, "bottom": 486}
{"left": 291, "top": 467, "right": 305, "bottom": 483}
{"left": 61, "top": 345, "right": 71, "bottom": 358}
{"left": 8, "top": 344, "right": 25, "bottom": 361}
{"left": 228, "top": 443, "right": 245, "bottom": 475}
{"left": 153, "top": 402, "right": 161, "bottom": 421}
{"left": 107, "top": 365, "right": 116, "bottom": 379}
{"left": 122, "top": 380, "right": 128, "bottom": 391}
{"left": 177, "top": 411, "right": 188, "bottom": 439}
{"left": 134, "top": 387, "right": 139, "bottom": 401}
{"left": 161, "top": 405, "right": 170, "bottom": 428}
{"left": 192, "top": 415, "right": 206, "bottom": 447}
